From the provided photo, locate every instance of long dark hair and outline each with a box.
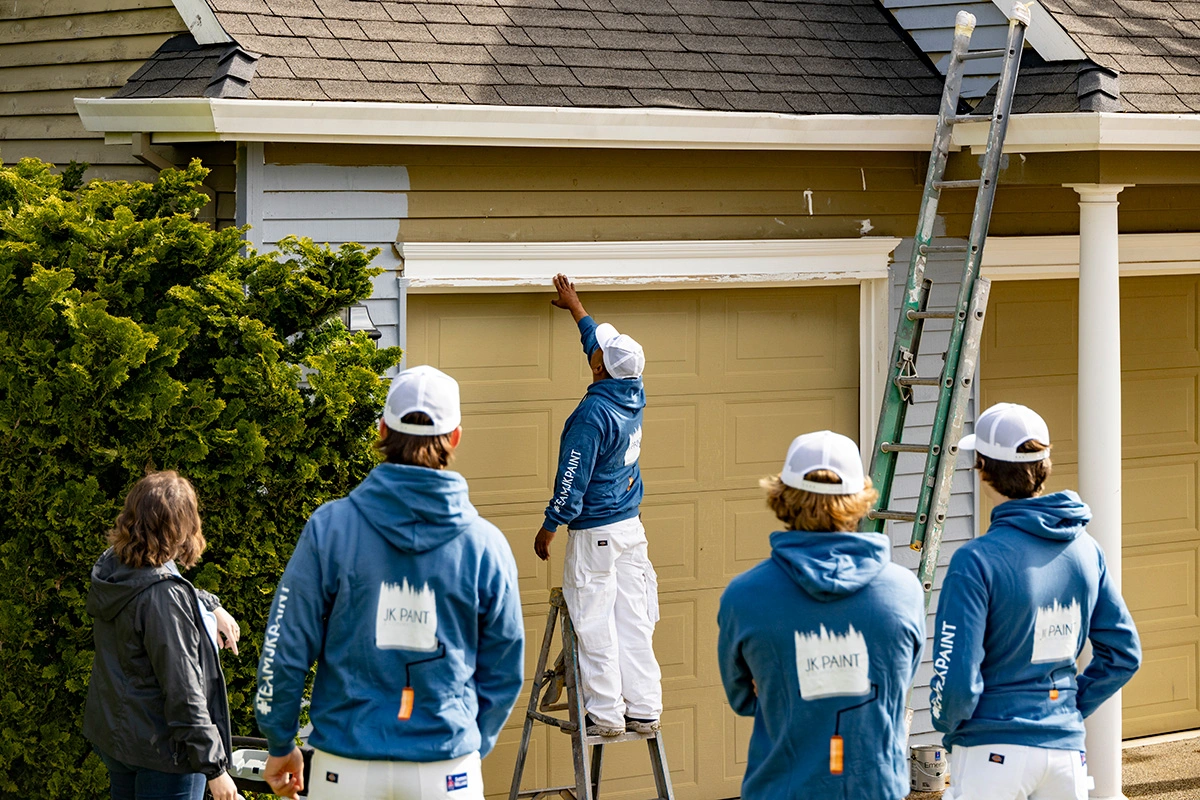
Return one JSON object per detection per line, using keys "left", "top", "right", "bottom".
{"left": 107, "top": 471, "right": 206, "bottom": 569}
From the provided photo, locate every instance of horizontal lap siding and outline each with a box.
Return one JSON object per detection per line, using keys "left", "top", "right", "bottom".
{"left": 0, "top": 2, "right": 184, "bottom": 181}
{"left": 881, "top": 0, "right": 1009, "bottom": 99}
{"left": 889, "top": 238, "right": 978, "bottom": 743}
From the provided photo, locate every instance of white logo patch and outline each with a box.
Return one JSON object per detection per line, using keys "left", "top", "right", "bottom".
{"left": 1032, "top": 598, "right": 1082, "bottom": 664}
{"left": 376, "top": 579, "right": 439, "bottom": 652}
{"left": 795, "top": 624, "right": 871, "bottom": 700}
{"left": 624, "top": 427, "right": 642, "bottom": 466}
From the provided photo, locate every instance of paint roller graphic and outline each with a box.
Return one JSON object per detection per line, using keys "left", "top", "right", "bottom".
{"left": 829, "top": 684, "right": 879, "bottom": 776}
{"left": 397, "top": 640, "right": 447, "bottom": 722}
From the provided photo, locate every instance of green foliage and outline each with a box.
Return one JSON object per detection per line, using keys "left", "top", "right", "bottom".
{"left": 0, "top": 158, "right": 402, "bottom": 797}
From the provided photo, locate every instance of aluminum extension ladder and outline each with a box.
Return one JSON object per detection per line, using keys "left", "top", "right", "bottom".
{"left": 862, "top": 4, "right": 1032, "bottom": 606}
{"left": 509, "top": 588, "right": 674, "bottom": 800}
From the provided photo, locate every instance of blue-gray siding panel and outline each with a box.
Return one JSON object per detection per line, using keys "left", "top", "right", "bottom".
{"left": 882, "top": 0, "right": 1010, "bottom": 99}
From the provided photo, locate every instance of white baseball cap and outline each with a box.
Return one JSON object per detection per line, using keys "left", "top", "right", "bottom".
{"left": 382, "top": 365, "right": 462, "bottom": 436}
{"left": 958, "top": 402, "right": 1051, "bottom": 463}
{"left": 595, "top": 322, "right": 646, "bottom": 379}
{"left": 780, "top": 430, "right": 866, "bottom": 495}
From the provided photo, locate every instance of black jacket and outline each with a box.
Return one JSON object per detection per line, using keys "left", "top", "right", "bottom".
{"left": 83, "top": 549, "right": 231, "bottom": 779}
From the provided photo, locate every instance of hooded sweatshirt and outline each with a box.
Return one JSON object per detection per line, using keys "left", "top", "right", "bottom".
{"left": 83, "top": 550, "right": 231, "bottom": 779}
{"left": 929, "top": 490, "right": 1141, "bottom": 750}
{"left": 254, "top": 463, "right": 524, "bottom": 762}
{"left": 542, "top": 316, "right": 645, "bottom": 533}
{"left": 718, "top": 530, "right": 925, "bottom": 800}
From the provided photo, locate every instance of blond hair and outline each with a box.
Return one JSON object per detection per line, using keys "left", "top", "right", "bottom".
{"left": 761, "top": 470, "right": 879, "bottom": 532}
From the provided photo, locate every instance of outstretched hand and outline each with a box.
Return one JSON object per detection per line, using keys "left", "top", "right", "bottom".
{"left": 551, "top": 274, "right": 587, "bottom": 321}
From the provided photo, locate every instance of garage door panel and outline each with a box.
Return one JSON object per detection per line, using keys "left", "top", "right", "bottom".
{"left": 582, "top": 295, "right": 701, "bottom": 391}
{"left": 641, "top": 402, "right": 701, "bottom": 489}
{"left": 1123, "top": 371, "right": 1199, "bottom": 457}
{"left": 722, "top": 490, "right": 780, "bottom": 581}
{"left": 453, "top": 403, "right": 559, "bottom": 505}
{"left": 1122, "top": 631, "right": 1200, "bottom": 739}
{"left": 980, "top": 377, "right": 1078, "bottom": 465}
{"left": 478, "top": 504, "right": 562, "bottom": 606}
{"left": 486, "top": 723, "right": 549, "bottom": 800}
{"left": 1124, "top": 543, "right": 1199, "bottom": 631}
{"left": 712, "top": 286, "right": 859, "bottom": 391}
{"left": 983, "top": 280, "right": 1077, "bottom": 379}
{"left": 1121, "top": 277, "right": 1200, "bottom": 370}
{"left": 720, "top": 389, "right": 858, "bottom": 486}
{"left": 643, "top": 495, "right": 702, "bottom": 592}
{"left": 1124, "top": 456, "right": 1199, "bottom": 549}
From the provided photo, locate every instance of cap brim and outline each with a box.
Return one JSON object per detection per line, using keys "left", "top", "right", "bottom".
{"left": 957, "top": 433, "right": 977, "bottom": 453}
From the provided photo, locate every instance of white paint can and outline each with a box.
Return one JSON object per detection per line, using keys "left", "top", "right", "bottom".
{"left": 910, "top": 744, "right": 949, "bottom": 792}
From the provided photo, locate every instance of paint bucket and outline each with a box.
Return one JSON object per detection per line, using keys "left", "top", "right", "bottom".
{"left": 910, "top": 744, "right": 949, "bottom": 792}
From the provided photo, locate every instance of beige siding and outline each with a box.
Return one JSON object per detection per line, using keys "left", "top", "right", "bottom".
{"left": 0, "top": 0, "right": 184, "bottom": 181}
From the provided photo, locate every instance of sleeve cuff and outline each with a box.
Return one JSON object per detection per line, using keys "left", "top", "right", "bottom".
{"left": 542, "top": 517, "right": 559, "bottom": 534}
{"left": 195, "top": 589, "right": 221, "bottom": 612}
{"left": 268, "top": 740, "right": 298, "bottom": 758}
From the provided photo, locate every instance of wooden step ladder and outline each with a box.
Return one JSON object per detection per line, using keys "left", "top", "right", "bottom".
{"left": 508, "top": 588, "right": 674, "bottom": 800}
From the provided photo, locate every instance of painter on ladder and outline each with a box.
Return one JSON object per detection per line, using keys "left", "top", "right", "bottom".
{"left": 253, "top": 365, "right": 524, "bottom": 800}
{"left": 533, "top": 273, "right": 663, "bottom": 738}
{"left": 930, "top": 402, "right": 1142, "bottom": 800}
{"left": 717, "top": 431, "right": 925, "bottom": 800}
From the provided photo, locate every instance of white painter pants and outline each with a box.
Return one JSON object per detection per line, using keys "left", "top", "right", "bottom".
{"left": 306, "top": 749, "right": 483, "bottom": 800}
{"left": 943, "top": 744, "right": 1090, "bottom": 800}
{"left": 562, "top": 517, "right": 663, "bottom": 729}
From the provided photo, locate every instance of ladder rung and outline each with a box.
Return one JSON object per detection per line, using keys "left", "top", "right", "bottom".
{"left": 951, "top": 114, "right": 990, "bottom": 125}
{"left": 868, "top": 509, "right": 917, "bottom": 522}
{"left": 958, "top": 48, "right": 1008, "bottom": 61}
{"left": 881, "top": 442, "right": 929, "bottom": 453}
{"left": 918, "top": 244, "right": 969, "bottom": 255}
{"left": 906, "top": 309, "right": 956, "bottom": 320}
{"left": 896, "top": 376, "right": 942, "bottom": 387}
{"left": 934, "top": 179, "right": 982, "bottom": 190}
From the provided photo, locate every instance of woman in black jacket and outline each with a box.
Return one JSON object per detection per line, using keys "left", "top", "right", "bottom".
{"left": 83, "top": 471, "right": 240, "bottom": 800}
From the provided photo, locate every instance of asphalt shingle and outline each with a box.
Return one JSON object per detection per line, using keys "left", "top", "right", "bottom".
{"left": 116, "top": 0, "right": 945, "bottom": 113}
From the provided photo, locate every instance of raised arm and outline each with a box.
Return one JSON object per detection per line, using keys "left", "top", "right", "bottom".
{"left": 552, "top": 273, "right": 589, "bottom": 323}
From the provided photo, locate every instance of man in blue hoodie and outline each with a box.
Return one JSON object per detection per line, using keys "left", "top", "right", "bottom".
{"left": 255, "top": 365, "right": 524, "bottom": 800}
{"left": 931, "top": 402, "right": 1141, "bottom": 800}
{"left": 533, "top": 274, "right": 662, "bottom": 738}
{"left": 719, "top": 430, "right": 925, "bottom": 800}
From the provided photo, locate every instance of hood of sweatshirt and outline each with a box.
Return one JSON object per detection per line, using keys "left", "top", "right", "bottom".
{"left": 87, "top": 548, "right": 176, "bottom": 622}
{"left": 989, "top": 490, "right": 1092, "bottom": 542}
{"left": 586, "top": 377, "right": 645, "bottom": 413}
{"left": 769, "top": 529, "right": 890, "bottom": 602}
{"left": 348, "top": 462, "right": 481, "bottom": 554}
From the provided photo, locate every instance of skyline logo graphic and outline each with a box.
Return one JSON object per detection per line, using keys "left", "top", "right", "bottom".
{"left": 795, "top": 624, "right": 871, "bottom": 700}
{"left": 1032, "top": 597, "right": 1082, "bottom": 664}
{"left": 376, "top": 579, "right": 439, "bottom": 652}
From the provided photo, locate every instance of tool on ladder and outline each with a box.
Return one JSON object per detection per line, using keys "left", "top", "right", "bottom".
{"left": 509, "top": 588, "right": 674, "bottom": 800}
{"left": 862, "top": 3, "right": 1032, "bottom": 608}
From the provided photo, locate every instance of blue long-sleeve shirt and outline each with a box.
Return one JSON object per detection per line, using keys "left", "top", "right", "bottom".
{"left": 255, "top": 464, "right": 524, "bottom": 761}
{"left": 930, "top": 491, "right": 1141, "bottom": 750}
{"left": 542, "top": 316, "right": 645, "bottom": 533}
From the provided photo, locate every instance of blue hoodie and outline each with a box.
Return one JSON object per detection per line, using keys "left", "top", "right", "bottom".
{"left": 929, "top": 490, "right": 1141, "bottom": 751}
{"left": 542, "top": 316, "right": 645, "bottom": 533}
{"left": 254, "top": 464, "right": 524, "bottom": 762}
{"left": 718, "top": 531, "right": 925, "bottom": 800}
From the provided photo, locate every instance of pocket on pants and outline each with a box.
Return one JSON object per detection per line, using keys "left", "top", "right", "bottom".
{"left": 643, "top": 563, "right": 660, "bottom": 625}
{"left": 947, "top": 745, "right": 1028, "bottom": 800}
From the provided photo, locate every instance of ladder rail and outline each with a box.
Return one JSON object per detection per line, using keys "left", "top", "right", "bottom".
{"left": 864, "top": 12, "right": 976, "bottom": 533}
{"left": 908, "top": 11, "right": 1030, "bottom": 552}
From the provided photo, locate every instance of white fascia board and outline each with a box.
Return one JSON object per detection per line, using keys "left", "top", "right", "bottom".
{"left": 171, "top": 0, "right": 232, "bottom": 45}
{"left": 982, "top": 232, "right": 1200, "bottom": 280}
{"left": 954, "top": 112, "right": 1200, "bottom": 152}
{"left": 989, "top": 0, "right": 1085, "bottom": 61}
{"left": 399, "top": 238, "right": 902, "bottom": 292}
{"left": 75, "top": 97, "right": 939, "bottom": 150}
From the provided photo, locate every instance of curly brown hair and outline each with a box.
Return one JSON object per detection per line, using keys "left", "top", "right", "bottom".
{"left": 976, "top": 439, "right": 1052, "bottom": 499}
{"left": 761, "top": 470, "right": 879, "bottom": 532}
{"left": 107, "top": 471, "right": 206, "bottom": 569}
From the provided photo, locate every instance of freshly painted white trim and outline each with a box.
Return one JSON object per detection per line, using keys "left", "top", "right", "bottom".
{"left": 981, "top": 232, "right": 1200, "bottom": 280}
{"left": 74, "top": 97, "right": 940, "bottom": 150}
{"left": 170, "top": 0, "right": 231, "bottom": 46}
{"left": 859, "top": 277, "right": 891, "bottom": 463}
{"left": 398, "top": 238, "right": 902, "bottom": 292}
{"left": 989, "top": 0, "right": 1085, "bottom": 61}
{"left": 955, "top": 112, "right": 1200, "bottom": 153}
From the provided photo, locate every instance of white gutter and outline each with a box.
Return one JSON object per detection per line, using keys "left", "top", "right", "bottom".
{"left": 76, "top": 97, "right": 939, "bottom": 151}
{"left": 76, "top": 98, "right": 1200, "bottom": 152}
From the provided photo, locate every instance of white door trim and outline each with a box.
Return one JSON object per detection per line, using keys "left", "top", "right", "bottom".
{"left": 398, "top": 236, "right": 901, "bottom": 455}
{"left": 982, "top": 232, "right": 1200, "bottom": 280}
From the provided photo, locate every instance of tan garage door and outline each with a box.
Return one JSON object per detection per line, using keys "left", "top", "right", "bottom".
{"left": 406, "top": 285, "right": 860, "bottom": 799}
{"left": 981, "top": 275, "right": 1200, "bottom": 739}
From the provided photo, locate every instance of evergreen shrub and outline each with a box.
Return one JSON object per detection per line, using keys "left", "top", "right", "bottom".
{"left": 0, "top": 158, "right": 402, "bottom": 797}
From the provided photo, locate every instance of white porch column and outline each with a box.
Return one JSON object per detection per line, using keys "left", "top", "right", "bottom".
{"left": 1070, "top": 184, "right": 1128, "bottom": 800}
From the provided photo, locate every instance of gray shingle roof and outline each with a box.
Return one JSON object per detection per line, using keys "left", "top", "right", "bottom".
{"left": 1038, "top": 0, "right": 1200, "bottom": 112}
{"left": 116, "top": 0, "right": 944, "bottom": 114}
{"left": 976, "top": 51, "right": 1121, "bottom": 113}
